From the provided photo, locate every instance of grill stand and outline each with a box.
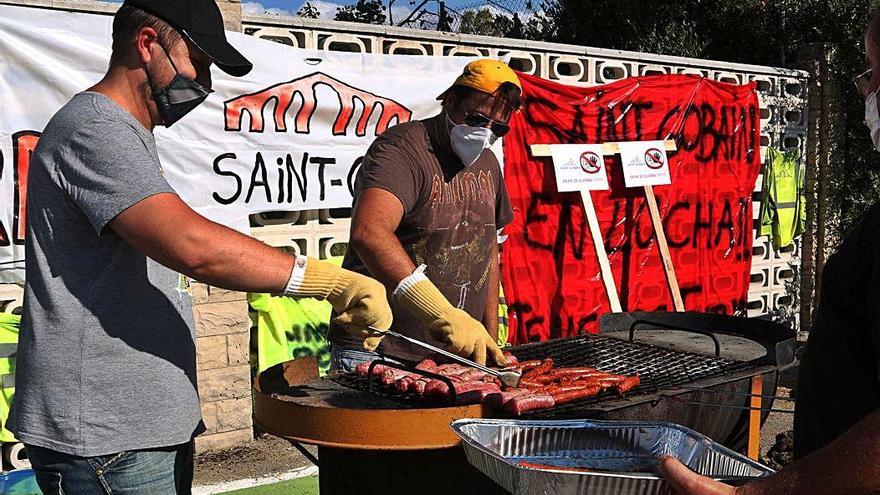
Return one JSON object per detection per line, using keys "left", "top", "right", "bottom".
{"left": 748, "top": 375, "right": 764, "bottom": 460}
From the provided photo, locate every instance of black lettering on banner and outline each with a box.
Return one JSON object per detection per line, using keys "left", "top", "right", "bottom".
{"left": 508, "top": 302, "right": 545, "bottom": 342}
{"left": 524, "top": 194, "right": 588, "bottom": 260}
{"left": 599, "top": 101, "right": 654, "bottom": 142}
{"left": 246, "top": 153, "right": 272, "bottom": 203}
{"left": 715, "top": 200, "right": 734, "bottom": 247}
{"left": 212, "top": 153, "right": 242, "bottom": 205}
{"left": 692, "top": 201, "right": 713, "bottom": 249}
{"left": 309, "top": 156, "right": 334, "bottom": 201}
{"left": 656, "top": 105, "right": 681, "bottom": 141}
{"left": 275, "top": 158, "right": 285, "bottom": 203}
{"left": 524, "top": 194, "right": 553, "bottom": 252}
{"left": 680, "top": 284, "right": 703, "bottom": 308}
{"left": 664, "top": 201, "right": 690, "bottom": 248}
{"left": 735, "top": 197, "right": 752, "bottom": 261}
{"left": 0, "top": 149, "right": 7, "bottom": 247}
{"left": 348, "top": 157, "right": 363, "bottom": 196}
{"left": 633, "top": 200, "right": 654, "bottom": 250}
{"left": 286, "top": 153, "right": 308, "bottom": 202}
{"left": 551, "top": 313, "right": 599, "bottom": 338}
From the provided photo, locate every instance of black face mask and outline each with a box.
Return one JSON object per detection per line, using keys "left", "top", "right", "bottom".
{"left": 148, "top": 43, "right": 213, "bottom": 127}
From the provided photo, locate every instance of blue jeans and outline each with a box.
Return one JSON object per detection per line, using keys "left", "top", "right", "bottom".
{"left": 329, "top": 345, "right": 400, "bottom": 372}
{"left": 26, "top": 441, "right": 193, "bottom": 495}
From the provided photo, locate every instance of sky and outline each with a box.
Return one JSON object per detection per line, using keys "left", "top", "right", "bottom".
{"left": 243, "top": 0, "right": 487, "bottom": 19}
{"left": 103, "top": 1, "right": 513, "bottom": 26}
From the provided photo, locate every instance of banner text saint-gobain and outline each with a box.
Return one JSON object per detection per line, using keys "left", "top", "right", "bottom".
{"left": 211, "top": 151, "right": 363, "bottom": 206}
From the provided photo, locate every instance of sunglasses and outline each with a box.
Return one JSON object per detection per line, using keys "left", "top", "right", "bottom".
{"left": 464, "top": 111, "right": 511, "bottom": 137}
{"left": 854, "top": 65, "right": 878, "bottom": 98}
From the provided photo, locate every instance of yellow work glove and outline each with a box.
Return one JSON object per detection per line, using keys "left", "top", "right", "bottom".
{"left": 284, "top": 257, "right": 392, "bottom": 351}
{"left": 394, "top": 273, "right": 506, "bottom": 366}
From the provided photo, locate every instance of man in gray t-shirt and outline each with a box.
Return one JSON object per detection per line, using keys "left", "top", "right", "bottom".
{"left": 11, "top": 1, "right": 392, "bottom": 493}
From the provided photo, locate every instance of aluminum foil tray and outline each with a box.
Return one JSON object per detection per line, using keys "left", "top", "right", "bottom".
{"left": 451, "top": 419, "right": 773, "bottom": 495}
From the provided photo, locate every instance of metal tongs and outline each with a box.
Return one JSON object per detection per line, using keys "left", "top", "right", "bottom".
{"left": 367, "top": 326, "right": 522, "bottom": 387}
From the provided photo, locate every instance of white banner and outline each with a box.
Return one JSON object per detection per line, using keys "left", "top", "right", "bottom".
{"left": 0, "top": 4, "right": 479, "bottom": 284}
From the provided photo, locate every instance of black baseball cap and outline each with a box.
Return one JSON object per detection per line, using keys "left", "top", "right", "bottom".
{"left": 123, "top": 0, "right": 253, "bottom": 77}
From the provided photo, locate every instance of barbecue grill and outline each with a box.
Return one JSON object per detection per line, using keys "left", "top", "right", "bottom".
{"left": 256, "top": 311, "right": 795, "bottom": 446}
{"left": 253, "top": 311, "right": 794, "bottom": 494}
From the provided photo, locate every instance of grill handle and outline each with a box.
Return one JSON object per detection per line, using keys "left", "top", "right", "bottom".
{"left": 601, "top": 311, "right": 796, "bottom": 368}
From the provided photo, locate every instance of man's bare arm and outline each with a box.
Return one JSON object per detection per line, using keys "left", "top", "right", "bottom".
{"left": 110, "top": 193, "right": 293, "bottom": 293}
{"left": 348, "top": 188, "right": 416, "bottom": 290}
{"left": 660, "top": 409, "right": 880, "bottom": 495}
{"left": 483, "top": 242, "right": 500, "bottom": 341}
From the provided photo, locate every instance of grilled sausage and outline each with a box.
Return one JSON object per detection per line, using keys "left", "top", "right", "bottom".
{"left": 521, "top": 359, "right": 554, "bottom": 380}
{"left": 505, "top": 393, "right": 556, "bottom": 415}
{"left": 548, "top": 385, "right": 602, "bottom": 404}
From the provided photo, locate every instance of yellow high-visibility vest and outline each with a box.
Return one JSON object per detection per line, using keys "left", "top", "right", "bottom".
{"left": 0, "top": 313, "right": 20, "bottom": 443}
{"left": 759, "top": 148, "right": 805, "bottom": 249}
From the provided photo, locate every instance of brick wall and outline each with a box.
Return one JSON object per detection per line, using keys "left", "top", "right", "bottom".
{"left": 192, "top": 284, "right": 254, "bottom": 452}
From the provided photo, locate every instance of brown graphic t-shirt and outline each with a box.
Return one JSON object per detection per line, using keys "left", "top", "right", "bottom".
{"left": 329, "top": 114, "right": 513, "bottom": 361}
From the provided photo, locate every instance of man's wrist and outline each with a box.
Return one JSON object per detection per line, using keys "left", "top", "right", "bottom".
{"left": 392, "top": 264, "right": 428, "bottom": 300}
{"left": 281, "top": 255, "right": 309, "bottom": 297}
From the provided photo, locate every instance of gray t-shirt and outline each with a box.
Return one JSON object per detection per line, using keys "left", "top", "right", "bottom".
{"left": 8, "top": 92, "right": 202, "bottom": 456}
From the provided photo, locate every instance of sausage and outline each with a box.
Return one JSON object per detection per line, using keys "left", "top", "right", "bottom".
{"left": 415, "top": 359, "right": 437, "bottom": 371}
{"left": 548, "top": 385, "right": 602, "bottom": 404}
{"left": 515, "top": 360, "right": 544, "bottom": 371}
{"left": 485, "top": 388, "right": 533, "bottom": 409}
{"left": 505, "top": 393, "right": 556, "bottom": 415}
{"left": 381, "top": 368, "right": 411, "bottom": 386}
{"left": 394, "top": 376, "right": 414, "bottom": 393}
{"left": 521, "top": 359, "right": 554, "bottom": 380}
{"left": 355, "top": 361, "right": 371, "bottom": 376}
{"left": 502, "top": 352, "right": 519, "bottom": 365}
{"left": 408, "top": 377, "right": 430, "bottom": 395}
{"left": 454, "top": 382, "right": 501, "bottom": 405}
{"left": 518, "top": 378, "right": 547, "bottom": 390}
{"left": 617, "top": 376, "right": 640, "bottom": 394}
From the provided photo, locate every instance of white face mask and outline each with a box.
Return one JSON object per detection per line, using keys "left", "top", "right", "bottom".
{"left": 866, "top": 90, "right": 880, "bottom": 152}
{"left": 447, "top": 114, "right": 498, "bottom": 166}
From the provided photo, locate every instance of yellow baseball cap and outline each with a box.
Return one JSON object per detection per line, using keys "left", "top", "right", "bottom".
{"left": 438, "top": 59, "right": 522, "bottom": 100}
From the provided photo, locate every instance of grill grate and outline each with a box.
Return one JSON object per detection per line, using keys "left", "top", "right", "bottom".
{"left": 510, "top": 335, "right": 755, "bottom": 418}
{"left": 332, "top": 334, "right": 758, "bottom": 417}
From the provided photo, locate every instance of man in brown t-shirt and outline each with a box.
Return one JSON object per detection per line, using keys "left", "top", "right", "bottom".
{"left": 329, "top": 59, "right": 520, "bottom": 368}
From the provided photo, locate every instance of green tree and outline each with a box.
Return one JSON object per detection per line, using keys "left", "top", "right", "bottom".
{"left": 297, "top": 2, "right": 320, "bottom": 18}
{"left": 457, "top": 8, "right": 527, "bottom": 39}
{"left": 458, "top": 8, "right": 500, "bottom": 37}
{"left": 335, "top": 0, "right": 387, "bottom": 25}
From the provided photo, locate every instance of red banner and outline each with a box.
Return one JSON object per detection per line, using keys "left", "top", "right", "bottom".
{"left": 501, "top": 74, "right": 761, "bottom": 344}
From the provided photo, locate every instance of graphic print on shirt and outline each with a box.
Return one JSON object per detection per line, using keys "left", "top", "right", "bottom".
{"left": 411, "top": 170, "right": 497, "bottom": 308}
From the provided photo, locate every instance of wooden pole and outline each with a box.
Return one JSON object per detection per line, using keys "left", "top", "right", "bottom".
{"left": 748, "top": 375, "right": 764, "bottom": 460}
{"left": 643, "top": 186, "right": 685, "bottom": 311}
{"left": 580, "top": 190, "right": 623, "bottom": 312}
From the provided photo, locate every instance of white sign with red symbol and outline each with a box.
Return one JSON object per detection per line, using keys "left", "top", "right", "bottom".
{"left": 549, "top": 144, "right": 609, "bottom": 192}
{"left": 618, "top": 140, "right": 672, "bottom": 187}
